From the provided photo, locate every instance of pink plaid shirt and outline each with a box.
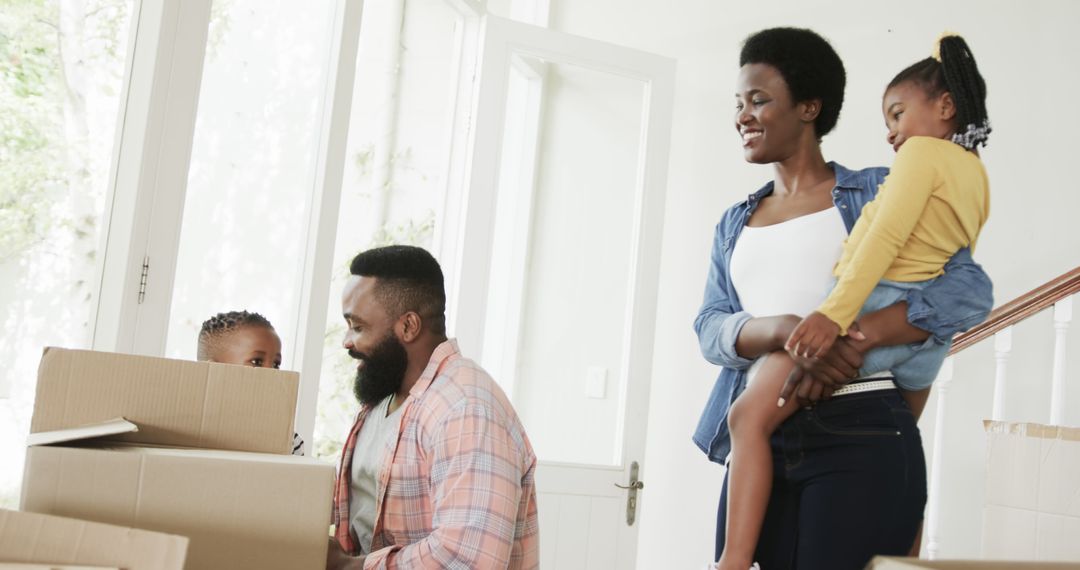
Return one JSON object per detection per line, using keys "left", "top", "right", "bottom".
{"left": 333, "top": 339, "right": 539, "bottom": 569}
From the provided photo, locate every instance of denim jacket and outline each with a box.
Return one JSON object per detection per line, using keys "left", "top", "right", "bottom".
{"left": 692, "top": 162, "right": 993, "bottom": 463}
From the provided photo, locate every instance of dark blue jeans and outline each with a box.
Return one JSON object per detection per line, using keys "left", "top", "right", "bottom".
{"left": 715, "top": 388, "right": 927, "bottom": 570}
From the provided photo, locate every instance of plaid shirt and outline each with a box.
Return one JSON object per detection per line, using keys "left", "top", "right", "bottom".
{"left": 333, "top": 339, "right": 539, "bottom": 569}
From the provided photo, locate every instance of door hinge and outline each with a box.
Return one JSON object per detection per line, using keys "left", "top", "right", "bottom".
{"left": 138, "top": 256, "right": 149, "bottom": 304}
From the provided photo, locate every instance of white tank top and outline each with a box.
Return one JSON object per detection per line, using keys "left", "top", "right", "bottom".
{"left": 729, "top": 207, "right": 848, "bottom": 382}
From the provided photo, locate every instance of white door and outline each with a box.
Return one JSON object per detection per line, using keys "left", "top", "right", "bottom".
{"left": 448, "top": 15, "right": 675, "bottom": 569}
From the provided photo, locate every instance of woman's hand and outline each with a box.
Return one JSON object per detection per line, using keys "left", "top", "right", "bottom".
{"left": 785, "top": 311, "right": 841, "bottom": 359}
{"left": 778, "top": 324, "right": 867, "bottom": 406}
{"left": 777, "top": 367, "right": 834, "bottom": 407}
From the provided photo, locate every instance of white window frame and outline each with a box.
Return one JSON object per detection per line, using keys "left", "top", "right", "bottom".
{"left": 91, "top": 0, "right": 370, "bottom": 447}
{"left": 291, "top": 0, "right": 367, "bottom": 449}
{"left": 92, "top": 0, "right": 213, "bottom": 355}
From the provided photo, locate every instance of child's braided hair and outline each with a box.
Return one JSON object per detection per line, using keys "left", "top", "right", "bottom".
{"left": 197, "top": 310, "right": 274, "bottom": 361}
{"left": 887, "top": 34, "right": 990, "bottom": 150}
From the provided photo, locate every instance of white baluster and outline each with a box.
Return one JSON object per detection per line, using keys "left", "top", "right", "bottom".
{"left": 1051, "top": 296, "right": 1073, "bottom": 425}
{"left": 926, "top": 357, "right": 954, "bottom": 560}
{"left": 992, "top": 328, "right": 1013, "bottom": 421}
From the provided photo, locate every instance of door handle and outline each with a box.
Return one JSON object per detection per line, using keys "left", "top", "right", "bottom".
{"left": 614, "top": 461, "right": 643, "bottom": 525}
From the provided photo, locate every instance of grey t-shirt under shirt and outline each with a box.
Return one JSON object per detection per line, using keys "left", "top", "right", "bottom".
{"left": 349, "top": 395, "right": 402, "bottom": 554}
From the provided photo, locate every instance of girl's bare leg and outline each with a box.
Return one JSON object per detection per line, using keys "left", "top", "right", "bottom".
{"left": 717, "top": 352, "right": 803, "bottom": 570}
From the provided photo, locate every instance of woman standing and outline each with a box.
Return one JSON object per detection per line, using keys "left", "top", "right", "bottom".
{"left": 694, "top": 27, "right": 992, "bottom": 569}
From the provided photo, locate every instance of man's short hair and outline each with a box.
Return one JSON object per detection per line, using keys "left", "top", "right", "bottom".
{"left": 349, "top": 245, "right": 446, "bottom": 335}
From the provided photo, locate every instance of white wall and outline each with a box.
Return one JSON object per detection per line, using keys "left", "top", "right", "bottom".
{"left": 543, "top": 1, "right": 1080, "bottom": 567}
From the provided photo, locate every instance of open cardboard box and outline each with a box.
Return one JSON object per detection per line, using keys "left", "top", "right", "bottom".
{"left": 0, "top": 508, "right": 187, "bottom": 569}
{"left": 20, "top": 348, "right": 335, "bottom": 570}
{"left": 30, "top": 347, "right": 300, "bottom": 454}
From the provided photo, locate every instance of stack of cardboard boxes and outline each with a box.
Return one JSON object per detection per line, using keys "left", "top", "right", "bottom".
{"left": 1, "top": 347, "right": 335, "bottom": 569}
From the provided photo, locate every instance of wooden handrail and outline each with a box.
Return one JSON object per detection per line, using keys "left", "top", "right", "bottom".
{"left": 950, "top": 265, "right": 1080, "bottom": 355}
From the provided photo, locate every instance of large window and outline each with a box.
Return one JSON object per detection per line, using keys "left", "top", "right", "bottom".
{"left": 164, "top": 0, "right": 337, "bottom": 365}
{"left": 0, "top": 0, "right": 135, "bottom": 507}
{"left": 312, "top": 0, "right": 472, "bottom": 459}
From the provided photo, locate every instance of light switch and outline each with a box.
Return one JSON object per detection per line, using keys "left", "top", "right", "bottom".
{"left": 586, "top": 366, "right": 607, "bottom": 399}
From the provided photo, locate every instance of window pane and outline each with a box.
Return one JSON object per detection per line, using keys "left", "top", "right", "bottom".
{"left": 164, "top": 1, "right": 337, "bottom": 368}
{"left": 0, "top": 0, "right": 135, "bottom": 507}
{"left": 312, "top": 0, "right": 465, "bottom": 459}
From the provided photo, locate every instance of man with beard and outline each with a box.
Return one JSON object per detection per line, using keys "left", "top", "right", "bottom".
{"left": 325, "top": 245, "right": 539, "bottom": 570}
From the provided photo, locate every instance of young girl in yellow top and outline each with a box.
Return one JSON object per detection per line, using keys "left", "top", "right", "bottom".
{"left": 785, "top": 34, "right": 990, "bottom": 402}
{"left": 717, "top": 34, "right": 991, "bottom": 570}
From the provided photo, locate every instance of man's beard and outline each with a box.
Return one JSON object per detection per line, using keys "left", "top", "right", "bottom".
{"left": 350, "top": 332, "right": 409, "bottom": 407}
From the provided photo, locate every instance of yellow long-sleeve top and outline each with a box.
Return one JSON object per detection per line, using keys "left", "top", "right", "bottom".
{"left": 818, "top": 136, "right": 990, "bottom": 331}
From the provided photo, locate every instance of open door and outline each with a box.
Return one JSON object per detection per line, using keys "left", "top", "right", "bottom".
{"left": 447, "top": 15, "right": 675, "bottom": 569}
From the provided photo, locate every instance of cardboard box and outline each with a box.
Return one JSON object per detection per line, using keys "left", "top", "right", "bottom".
{"left": 21, "top": 349, "right": 336, "bottom": 570}
{"left": 868, "top": 556, "right": 1080, "bottom": 569}
{"left": 982, "top": 421, "right": 1080, "bottom": 562}
{"left": 0, "top": 508, "right": 188, "bottom": 569}
{"left": 21, "top": 423, "right": 335, "bottom": 570}
{"left": 30, "top": 347, "right": 298, "bottom": 454}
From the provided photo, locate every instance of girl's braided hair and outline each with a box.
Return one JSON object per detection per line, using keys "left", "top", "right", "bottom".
{"left": 888, "top": 34, "right": 990, "bottom": 149}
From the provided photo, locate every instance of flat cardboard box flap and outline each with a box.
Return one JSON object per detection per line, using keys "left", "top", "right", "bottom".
{"left": 30, "top": 347, "right": 298, "bottom": 454}
{"left": 22, "top": 445, "right": 334, "bottom": 570}
{"left": 0, "top": 509, "right": 187, "bottom": 570}
{"left": 26, "top": 418, "right": 137, "bottom": 447}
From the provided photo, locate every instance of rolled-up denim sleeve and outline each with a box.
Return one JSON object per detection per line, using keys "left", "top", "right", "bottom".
{"left": 905, "top": 247, "right": 993, "bottom": 343}
{"left": 693, "top": 222, "right": 755, "bottom": 369}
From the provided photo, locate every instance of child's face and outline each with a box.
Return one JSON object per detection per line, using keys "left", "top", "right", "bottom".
{"left": 882, "top": 80, "right": 956, "bottom": 152}
{"left": 213, "top": 326, "right": 283, "bottom": 369}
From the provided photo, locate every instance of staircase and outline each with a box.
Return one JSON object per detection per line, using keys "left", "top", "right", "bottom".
{"left": 924, "top": 266, "right": 1080, "bottom": 559}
